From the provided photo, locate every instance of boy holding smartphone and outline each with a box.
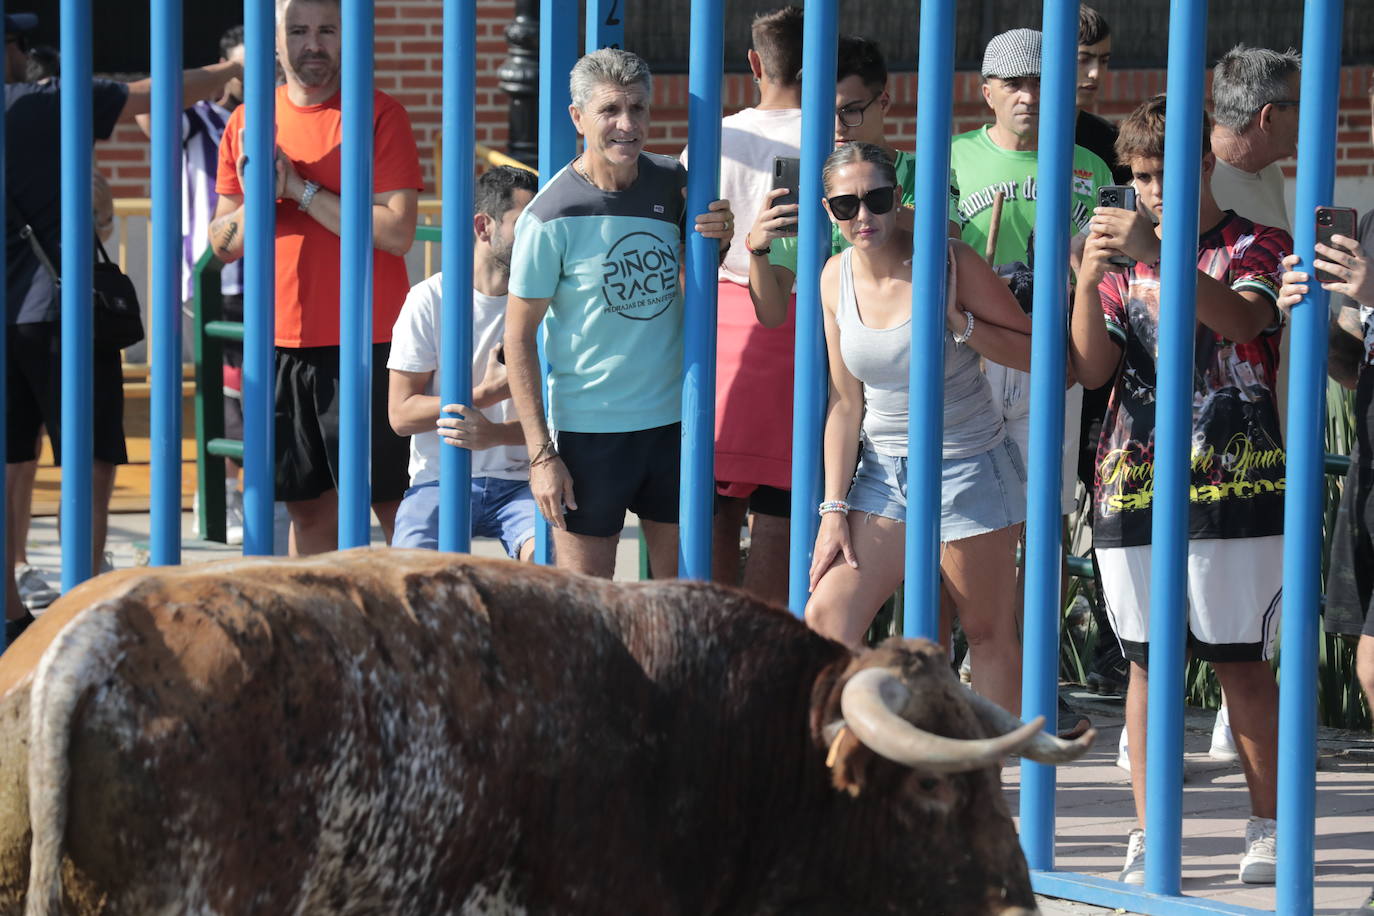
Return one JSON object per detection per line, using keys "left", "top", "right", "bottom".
{"left": 1071, "top": 94, "right": 1289, "bottom": 887}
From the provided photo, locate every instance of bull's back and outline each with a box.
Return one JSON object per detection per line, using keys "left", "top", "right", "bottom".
{"left": 0, "top": 550, "right": 841, "bottom": 914}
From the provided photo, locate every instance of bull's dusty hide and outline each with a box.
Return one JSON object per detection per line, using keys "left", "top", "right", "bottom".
{"left": 0, "top": 549, "right": 1086, "bottom": 915}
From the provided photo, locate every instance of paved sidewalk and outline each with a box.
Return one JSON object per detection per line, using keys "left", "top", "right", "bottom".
{"left": 1012, "top": 690, "right": 1374, "bottom": 915}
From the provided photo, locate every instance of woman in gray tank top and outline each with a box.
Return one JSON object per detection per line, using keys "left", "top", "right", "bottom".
{"left": 804, "top": 143, "right": 1033, "bottom": 717}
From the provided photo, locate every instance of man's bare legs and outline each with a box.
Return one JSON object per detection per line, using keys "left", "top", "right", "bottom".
{"left": 713, "top": 498, "right": 789, "bottom": 605}
{"left": 551, "top": 528, "right": 619, "bottom": 579}
{"left": 741, "top": 512, "right": 789, "bottom": 606}
{"left": 641, "top": 519, "right": 678, "bottom": 580}
{"left": 286, "top": 491, "right": 400, "bottom": 556}
{"left": 1125, "top": 658, "right": 1277, "bottom": 827}
{"left": 712, "top": 496, "right": 747, "bottom": 585}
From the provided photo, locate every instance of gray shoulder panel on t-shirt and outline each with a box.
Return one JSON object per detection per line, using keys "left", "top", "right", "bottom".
{"left": 526, "top": 152, "right": 686, "bottom": 229}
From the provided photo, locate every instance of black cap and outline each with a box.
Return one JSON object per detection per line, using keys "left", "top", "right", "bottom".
{"left": 4, "top": 13, "right": 38, "bottom": 35}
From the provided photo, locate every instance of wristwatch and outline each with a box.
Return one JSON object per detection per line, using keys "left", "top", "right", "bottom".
{"left": 298, "top": 180, "right": 321, "bottom": 213}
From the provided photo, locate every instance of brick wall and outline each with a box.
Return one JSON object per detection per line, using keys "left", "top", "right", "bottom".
{"left": 95, "top": 0, "right": 517, "bottom": 198}
{"left": 93, "top": 1, "right": 1373, "bottom": 197}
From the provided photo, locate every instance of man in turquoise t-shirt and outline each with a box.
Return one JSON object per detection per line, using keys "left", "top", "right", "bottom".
{"left": 506, "top": 48, "right": 732, "bottom": 580}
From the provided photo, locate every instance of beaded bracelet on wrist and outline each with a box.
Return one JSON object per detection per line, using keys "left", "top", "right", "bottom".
{"left": 818, "top": 499, "right": 850, "bottom": 517}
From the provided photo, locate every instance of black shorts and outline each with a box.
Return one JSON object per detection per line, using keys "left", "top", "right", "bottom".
{"left": 558, "top": 423, "right": 681, "bottom": 537}
{"left": 1325, "top": 456, "right": 1374, "bottom": 639}
{"left": 273, "top": 343, "right": 410, "bottom": 503}
{"left": 715, "top": 483, "right": 792, "bottom": 518}
{"left": 6, "top": 321, "right": 127, "bottom": 466}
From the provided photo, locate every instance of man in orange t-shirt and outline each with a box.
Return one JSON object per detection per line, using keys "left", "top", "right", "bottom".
{"left": 209, "top": 0, "right": 422, "bottom": 555}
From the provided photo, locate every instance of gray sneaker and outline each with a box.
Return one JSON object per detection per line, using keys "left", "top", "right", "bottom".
{"left": 1120, "top": 828, "right": 1146, "bottom": 886}
{"left": 1239, "top": 816, "right": 1276, "bottom": 884}
{"left": 15, "top": 564, "right": 59, "bottom": 610}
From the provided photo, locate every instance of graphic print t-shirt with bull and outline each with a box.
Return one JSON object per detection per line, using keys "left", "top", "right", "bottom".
{"left": 1092, "top": 213, "right": 1290, "bottom": 549}
{"left": 509, "top": 153, "right": 687, "bottom": 434}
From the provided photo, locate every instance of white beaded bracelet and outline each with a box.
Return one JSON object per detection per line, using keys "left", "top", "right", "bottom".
{"left": 952, "top": 309, "right": 975, "bottom": 345}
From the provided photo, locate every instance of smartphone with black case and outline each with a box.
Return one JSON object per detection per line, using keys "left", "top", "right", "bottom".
{"left": 771, "top": 156, "right": 801, "bottom": 236}
{"left": 1098, "top": 185, "right": 1138, "bottom": 268}
{"left": 1315, "top": 206, "right": 1358, "bottom": 284}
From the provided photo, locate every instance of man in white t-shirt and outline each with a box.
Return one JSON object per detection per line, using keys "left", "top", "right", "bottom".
{"left": 1204, "top": 43, "right": 1300, "bottom": 763}
{"left": 1209, "top": 45, "right": 1300, "bottom": 235}
{"left": 387, "top": 166, "right": 539, "bottom": 559}
{"left": 679, "top": 6, "right": 803, "bottom": 603}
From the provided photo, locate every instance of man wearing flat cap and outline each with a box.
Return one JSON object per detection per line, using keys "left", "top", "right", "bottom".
{"left": 948, "top": 28, "right": 1113, "bottom": 737}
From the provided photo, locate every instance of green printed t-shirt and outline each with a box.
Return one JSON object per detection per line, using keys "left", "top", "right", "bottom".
{"left": 768, "top": 149, "right": 959, "bottom": 275}
{"left": 949, "top": 125, "right": 1112, "bottom": 266}
{"left": 508, "top": 153, "right": 687, "bottom": 434}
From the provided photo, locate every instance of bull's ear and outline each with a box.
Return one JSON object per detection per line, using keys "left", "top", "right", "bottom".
{"left": 812, "top": 661, "right": 876, "bottom": 796}
{"left": 824, "top": 722, "right": 877, "bottom": 797}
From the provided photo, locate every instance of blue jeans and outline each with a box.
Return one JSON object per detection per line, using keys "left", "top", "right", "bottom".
{"left": 392, "top": 478, "right": 537, "bottom": 558}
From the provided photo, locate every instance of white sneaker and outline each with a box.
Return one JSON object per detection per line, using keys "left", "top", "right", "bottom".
{"left": 1120, "top": 828, "right": 1146, "bottom": 885}
{"left": 1116, "top": 729, "right": 1131, "bottom": 773}
{"left": 1210, "top": 704, "right": 1239, "bottom": 762}
{"left": 225, "top": 485, "right": 245, "bottom": 546}
{"left": 15, "top": 564, "right": 59, "bottom": 610}
{"left": 1239, "top": 816, "right": 1277, "bottom": 884}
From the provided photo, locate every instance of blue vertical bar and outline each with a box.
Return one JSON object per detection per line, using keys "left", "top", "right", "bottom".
{"left": 1019, "top": 0, "right": 1076, "bottom": 871}
{"left": 59, "top": 0, "right": 94, "bottom": 590}
{"left": 438, "top": 0, "right": 475, "bottom": 553}
{"left": 149, "top": 0, "right": 184, "bottom": 566}
{"left": 1279, "top": 2, "right": 1341, "bottom": 910}
{"left": 1144, "top": 0, "right": 1208, "bottom": 896}
{"left": 243, "top": 0, "right": 276, "bottom": 556}
{"left": 338, "top": 0, "right": 375, "bottom": 548}
{"left": 903, "top": 0, "right": 955, "bottom": 638}
{"left": 586, "top": 0, "right": 624, "bottom": 53}
{"left": 786, "top": 0, "right": 838, "bottom": 614}
{"left": 535, "top": 0, "right": 577, "bottom": 566}
{"left": 679, "top": 0, "right": 723, "bottom": 580}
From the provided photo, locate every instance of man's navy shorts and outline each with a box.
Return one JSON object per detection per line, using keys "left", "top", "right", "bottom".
{"left": 557, "top": 423, "right": 681, "bottom": 537}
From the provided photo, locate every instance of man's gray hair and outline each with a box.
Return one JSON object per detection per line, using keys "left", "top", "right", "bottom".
{"left": 1211, "top": 44, "right": 1301, "bottom": 132}
{"left": 569, "top": 48, "right": 653, "bottom": 110}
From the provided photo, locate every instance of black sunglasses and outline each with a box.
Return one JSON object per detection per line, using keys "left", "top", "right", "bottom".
{"left": 826, "top": 186, "right": 896, "bottom": 221}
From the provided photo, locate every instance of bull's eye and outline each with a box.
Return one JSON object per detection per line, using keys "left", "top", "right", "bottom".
{"left": 918, "top": 777, "right": 940, "bottom": 792}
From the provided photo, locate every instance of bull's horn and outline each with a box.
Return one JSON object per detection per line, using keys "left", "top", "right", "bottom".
{"left": 839, "top": 668, "right": 1045, "bottom": 774}
{"left": 963, "top": 688, "right": 1096, "bottom": 764}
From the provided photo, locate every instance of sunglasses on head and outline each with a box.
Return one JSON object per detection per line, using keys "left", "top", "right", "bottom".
{"left": 826, "top": 186, "right": 896, "bottom": 221}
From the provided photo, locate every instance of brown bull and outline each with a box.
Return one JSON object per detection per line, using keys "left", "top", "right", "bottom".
{"left": 0, "top": 549, "right": 1091, "bottom": 915}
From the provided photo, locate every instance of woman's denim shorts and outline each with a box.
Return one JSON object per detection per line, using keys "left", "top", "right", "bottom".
{"left": 846, "top": 438, "right": 1028, "bottom": 542}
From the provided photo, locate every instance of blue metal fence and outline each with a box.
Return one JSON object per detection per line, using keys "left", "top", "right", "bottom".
{"left": 0, "top": 2, "right": 1345, "bottom": 912}
{"left": 437, "top": 0, "right": 477, "bottom": 553}
{"left": 242, "top": 0, "right": 276, "bottom": 558}
{"left": 339, "top": 0, "right": 377, "bottom": 549}
{"left": 786, "top": 0, "right": 837, "bottom": 614}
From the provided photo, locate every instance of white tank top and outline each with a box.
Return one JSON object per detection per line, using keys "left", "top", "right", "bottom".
{"left": 836, "top": 244, "right": 1005, "bottom": 459}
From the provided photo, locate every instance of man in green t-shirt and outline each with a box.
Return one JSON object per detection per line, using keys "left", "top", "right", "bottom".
{"left": 949, "top": 28, "right": 1111, "bottom": 739}
{"left": 951, "top": 28, "right": 1113, "bottom": 265}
